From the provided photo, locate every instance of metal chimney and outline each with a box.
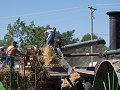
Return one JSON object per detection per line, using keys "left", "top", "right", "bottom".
{"left": 107, "top": 11, "right": 120, "bottom": 50}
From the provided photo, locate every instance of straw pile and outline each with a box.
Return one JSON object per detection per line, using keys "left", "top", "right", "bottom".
{"left": 62, "top": 72, "right": 81, "bottom": 88}
{"left": 0, "top": 66, "right": 32, "bottom": 90}
{"left": 38, "top": 46, "right": 62, "bottom": 67}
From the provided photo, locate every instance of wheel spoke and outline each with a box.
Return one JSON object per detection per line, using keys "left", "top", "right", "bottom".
{"left": 112, "top": 70, "right": 114, "bottom": 90}
{"left": 103, "top": 81, "right": 107, "bottom": 90}
{"left": 108, "top": 72, "right": 111, "bottom": 90}
{"left": 116, "top": 82, "right": 118, "bottom": 90}
{"left": 93, "top": 61, "right": 120, "bottom": 90}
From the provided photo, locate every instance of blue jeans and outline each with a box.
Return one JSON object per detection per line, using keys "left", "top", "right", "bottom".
{"left": 6, "top": 57, "right": 14, "bottom": 67}
{"left": 46, "top": 32, "right": 55, "bottom": 46}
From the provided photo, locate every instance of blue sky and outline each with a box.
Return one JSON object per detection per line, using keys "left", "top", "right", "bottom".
{"left": 0, "top": 0, "right": 120, "bottom": 47}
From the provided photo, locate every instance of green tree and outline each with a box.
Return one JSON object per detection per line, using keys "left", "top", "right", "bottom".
{"left": 75, "top": 33, "right": 107, "bottom": 53}
{"left": 81, "top": 33, "right": 98, "bottom": 42}
{"left": 56, "top": 30, "right": 79, "bottom": 46}
{"left": 3, "top": 34, "right": 14, "bottom": 48}
{"left": 3, "top": 18, "right": 79, "bottom": 49}
{"left": 25, "top": 26, "right": 48, "bottom": 48}
{"left": 3, "top": 18, "right": 50, "bottom": 48}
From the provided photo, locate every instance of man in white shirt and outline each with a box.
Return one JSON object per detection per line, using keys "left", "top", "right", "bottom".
{"left": 44, "top": 27, "right": 56, "bottom": 46}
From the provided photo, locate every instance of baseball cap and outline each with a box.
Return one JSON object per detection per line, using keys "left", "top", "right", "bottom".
{"left": 12, "top": 41, "right": 17, "bottom": 44}
{"left": 53, "top": 27, "right": 56, "bottom": 30}
{"left": 0, "top": 46, "right": 4, "bottom": 51}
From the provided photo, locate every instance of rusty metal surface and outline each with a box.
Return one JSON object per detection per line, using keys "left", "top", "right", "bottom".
{"left": 43, "top": 61, "right": 72, "bottom": 77}
{"left": 46, "top": 67, "right": 67, "bottom": 74}
{"left": 45, "top": 67, "right": 69, "bottom": 78}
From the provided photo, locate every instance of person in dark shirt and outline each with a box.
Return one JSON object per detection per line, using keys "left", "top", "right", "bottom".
{"left": 0, "top": 47, "right": 6, "bottom": 63}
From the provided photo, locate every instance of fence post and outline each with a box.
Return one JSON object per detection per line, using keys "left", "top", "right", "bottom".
{"left": 10, "top": 57, "right": 12, "bottom": 90}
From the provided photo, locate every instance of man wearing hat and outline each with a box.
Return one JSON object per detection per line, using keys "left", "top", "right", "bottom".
{"left": 44, "top": 27, "right": 57, "bottom": 46}
{"left": 6, "top": 41, "right": 25, "bottom": 67}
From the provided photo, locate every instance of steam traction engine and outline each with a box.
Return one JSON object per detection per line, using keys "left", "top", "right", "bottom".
{"left": 93, "top": 11, "right": 120, "bottom": 90}
{"left": 72, "top": 11, "right": 120, "bottom": 90}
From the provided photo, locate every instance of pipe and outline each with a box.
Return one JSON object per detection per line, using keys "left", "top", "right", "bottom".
{"left": 61, "top": 39, "right": 106, "bottom": 51}
{"left": 63, "top": 53, "right": 100, "bottom": 57}
{"left": 107, "top": 11, "right": 120, "bottom": 50}
{"left": 103, "top": 49, "right": 120, "bottom": 55}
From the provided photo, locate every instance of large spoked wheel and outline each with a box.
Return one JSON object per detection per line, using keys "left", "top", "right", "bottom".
{"left": 93, "top": 60, "right": 120, "bottom": 90}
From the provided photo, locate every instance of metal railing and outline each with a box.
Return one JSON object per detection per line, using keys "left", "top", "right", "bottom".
{"left": 0, "top": 56, "right": 26, "bottom": 90}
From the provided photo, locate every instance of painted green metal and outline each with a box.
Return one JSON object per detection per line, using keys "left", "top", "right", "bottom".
{"left": 0, "top": 82, "right": 5, "bottom": 90}
{"left": 10, "top": 57, "right": 12, "bottom": 90}
{"left": 112, "top": 70, "right": 114, "bottom": 90}
{"left": 116, "top": 83, "right": 119, "bottom": 90}
{"left": 8, "top": 56, "right": 24, "bottom": 90}
{"left": 0, "top": 56, "right": 26, "bottom": 90}
{"left": 108, "top": 72, "right": 111, "bottom": 90}
{"left": 103, "top": 81, "right": 107, "bottom": 90}
{"left": 103, "top": 49, "right": 120, "bottom": 55}
{"left": 93, "top": 60, "right": 120, "bottom": 90}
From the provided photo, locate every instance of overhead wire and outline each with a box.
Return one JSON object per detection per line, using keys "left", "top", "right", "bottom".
{"left": 0, "top": 2, "right": 120, "bottom": 19}
{"left": 0, "top": 3, "right": 119, "bottom": 34}
{"left": 95, "top": 33, "right": 108, "bottom": 36}
{"left": 93, "top": 2, "right": 120, "bottom": 9}
{"left": 97, "top": 6, "right": 120, "bottom": 9}
{"left": 0, "top": 3, "right": 119, "bottom": 20}
{"left": 94, "top": 3, "right": 120, "bottom": 6}
{"left": 0, "top": 6, "right": 81, "bottom": 19}
{"left": 0, "top": 3, "right": 115, "bottom": 42}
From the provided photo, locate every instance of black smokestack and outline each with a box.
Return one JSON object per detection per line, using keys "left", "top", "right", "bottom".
{"left": 107, "top": 11, "right": 120, "bottom": 50}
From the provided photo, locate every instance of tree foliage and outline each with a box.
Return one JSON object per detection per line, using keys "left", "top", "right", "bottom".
{"left": 55, "top": 30, "right": 79, "bottom": 46}
{"left": 81, "top": 33, "right": 98, "bottom": 42}
{"left": 1, "top": 18, "right": 79, "bottom": 49}
{"left": 1, "top": 18, "right": 50, "bottom": 48}
{"left": 75, "top": 33, "right": 107, "bottom": 53}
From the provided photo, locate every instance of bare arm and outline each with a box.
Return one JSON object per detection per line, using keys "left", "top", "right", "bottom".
{"left": 44, "top": 31, "right": 47, "bottom": 37}
{"left": 44, "top": 30, "right": 53, "bottom": 37}
{"left": 15, "top": 49, "right": 26, "bottom": 56}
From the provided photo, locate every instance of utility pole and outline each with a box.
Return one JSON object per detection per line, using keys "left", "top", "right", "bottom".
{"left": 88, "top": 6, "right": 96, "bottom": 66}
